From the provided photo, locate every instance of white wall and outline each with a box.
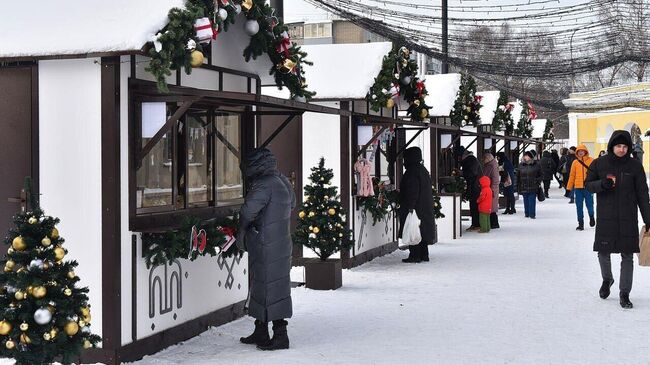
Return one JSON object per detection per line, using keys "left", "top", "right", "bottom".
{"left": 120, "top": 56, "right": 133, "bottom": 345}
{"left": 405, "top": 128, "right": 431, "bottom": 173}
{"left": 39, "top": 58, "right": 104, "bottom": 339}
{"left": 569, "top": 113, "right": 579, "bottom": 147}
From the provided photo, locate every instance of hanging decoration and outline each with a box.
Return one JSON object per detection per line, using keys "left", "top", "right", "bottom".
{"left": 357, "top": 179, "right": 399, "bottom": 225}
{"left": 432, "top": 187, "right": 445, "bottom": 219}
{"left": 141, "top": 214, "right": 241, "bottom": 268}
{"left": 145, "top": 0, "right": 315, "bottom": 101}
{"left": 515, "top": 100, "right": 535, "bottom": 139}
{"left": 450, "top": 73, "right": 482, "bottom": 127}
{"left": 442, "top": 168, "right": 468, "bottom": 202}
{"left": 543, "top": 119, "right": 554, "bottom": 142}
{"left": 367, "top": 46, "right": 431, "bottom": 123}
{"left": 492, "top": 90, "right": 514, "bottom": 134}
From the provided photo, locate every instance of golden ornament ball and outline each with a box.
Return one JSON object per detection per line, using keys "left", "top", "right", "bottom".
{"left": 14, "top": 291, "right": 26, "bottom": 301}
{"left": 7, "top": 248, "right": 14, "bottom": 255}
{"left": 3, "top": 266, "right": 11, "bottom": 273}
{"left": 5, "top": 260, "right": 15, "bottom": 270}
{"left": 80, "top": 307, "right": 90, "bottom": 317}
{"left": 298, "top": 211, "right": 306, "bottom": 219}
{"left": 328, "top": 208, "right": 336, "bottom": 216}
{"left": 420, "top": 108, "right": 429, "bottom": 118}
{"left": 67, "top": 271, "right": 76, "bottom": 279}
{"left": 5, "top": 340, "right": 15, "bottom": 350}
{"left": 83, "top": 313, "right": 92, "bottom": 323}
{"left": 64, "top": 288, "right": 72, "bottom": 296}
{"left": 190, "top": 50, "right": 204, "bottom": 68}
{"left": 313, "top": 227, "right": 320, "bottom": 234}
{"left": 83, "top": 339, "right": 92, "bottom": 349}
{"left": 12, "top": 236, "right": 27, "bottom": 251}
{"left": 386, "top": 98, "right": 395, "bottom": 109}
{"left": 19, "top": 333, "right": 31, "bottom": 344}
{"left": 51, "top": 228, "right": 60, "bottom": 240}
{"left": 19, "top": 323, "right": 28, "bottom": 332}
{"left": 28, "top": 217, "right": 38, "bottom": 224}
{"left": 47, "top": 305, "right": 56, "bottom": 314}
{"left": 26, "top": 286, "right": 34, "bottom": 296}
{"left": 41, "top": 237, "right": 51, "bottom": 247}
{"left": 49, "top": 328, "right": 58, "bottom": 339}
{"left": 64, "top": 322, "right": 79, "bottom": 336}
{"left": 43, "top": 332, "right": 51, "bottom": 341}
{"left": 277, "top": 58, "right": 296, "bottom": 74}
{"left": 241, "top": 0, "right": 253, "bottom": 11}
{"left": 414, "top": 99, "right": 421, "bottom": 107}
{"left": 54, "top": 247, "right": 65, "bottom": 261}
{"left": 0, "top": 320, "right": 12, "bottom": 335}
{"left": 308, "top": 211, "right": 315, "bottom": 217}
{"left": 32, "top": 286, "right": 47, "bottom": 299}
{"left": 78, "top": 320, "right": 86, "bottom": 327}
{"left": 42, "top": 262, "right": 50, "bottom": 270}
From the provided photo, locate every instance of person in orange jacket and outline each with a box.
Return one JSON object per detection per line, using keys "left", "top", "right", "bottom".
{"left": 566, "top": 144, "right": 595, "bottom": 230}
{"left": 477, "top": 176, "right": 493, "bottom": 233}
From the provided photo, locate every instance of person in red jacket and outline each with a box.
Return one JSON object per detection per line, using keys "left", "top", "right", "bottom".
{"left": 477, "top": 176, "right": 493, "bottom": 233}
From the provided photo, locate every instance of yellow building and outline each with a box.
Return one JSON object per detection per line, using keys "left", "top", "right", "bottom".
{"left": 563, "top": 83, "right": 650, "bottom": 175}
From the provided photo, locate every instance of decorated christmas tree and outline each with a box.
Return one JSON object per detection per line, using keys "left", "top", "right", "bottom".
{"left": 450, "top": 73, "right": 482, "bottom": 127}
{"left": 492, "top": 90, "right": 514, "bottom": 133}
{"left": 0, "top": 179, "right": 100, "bottom": 365}
{"left": 542, "top": 119, "right": 554, "bottom": 141}
{"left": 515, "top": 100, "right": 535, "bottom": 138}
{"left": 293, "top": 158, "right": 353, "bottom": 260}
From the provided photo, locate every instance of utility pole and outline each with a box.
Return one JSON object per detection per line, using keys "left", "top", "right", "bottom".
{"left": 441, "top": 0, "right": 449, "bottom": 74}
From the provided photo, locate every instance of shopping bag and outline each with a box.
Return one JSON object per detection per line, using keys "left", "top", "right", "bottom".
{"left": 399, "top": 211, "right": 421, "bottom": 249}
{"left": 536, "top": 186, "right": 546, "bottom": 202}
{"left": 638, "top": 226, "right": 650, "bottom": 266}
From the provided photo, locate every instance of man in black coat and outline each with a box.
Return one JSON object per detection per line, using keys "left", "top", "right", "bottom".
{"left": 564, "top": 146, "right": 577, "bottom": 202}
{"left": 550, "top": 149, "right": 562, "bottom": 187}
{"left": 460, "top": 149, "right": 483, "bottom": 231}
{"left": 585, "top": 130, "right": 650, "bottom": 309}
{"left": 399, "top": 147, "right": 435, "bottom": 263}
{"left": 540, "top": 151, "right": 557, "bottom": 198}
{"left": 237, "top": 148, "right": 296, "bottom": 349}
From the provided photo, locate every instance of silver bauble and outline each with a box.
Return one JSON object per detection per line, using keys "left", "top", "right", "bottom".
{"left": 401, "top": 76, "right": 412, "bottom": 85}
{"left": 218, "top": 8, "right": 228, "bottom": 21}
{"left": 234, "top": 4, "right": 242, "bottom": 14}
{"left": 34, "top": 308, "right": 52, "bottom": 325}
{"left": 29, "top": 259, "right": 44, "bottom": 270}
{"left": 244, "top": 20, "right": 260, "bottom": 36}
{"left": 293, "top": 95, "right": 307, "bottom": 103}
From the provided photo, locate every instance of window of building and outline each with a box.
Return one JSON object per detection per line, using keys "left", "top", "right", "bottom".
{"left": 304, "top": 23, "right": 332, "bottom": 38}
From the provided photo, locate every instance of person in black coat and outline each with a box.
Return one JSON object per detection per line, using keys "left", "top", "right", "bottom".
{"left": 540, "top": 151, "right": 557, "bottom": 198}
{"left": 496, "top": 152, "right": 516, "bottom": 214}
{"left": 585, "top": 130, "right": 650, "bottom": 309}
{"left": 237, "top": 148, "right": 296, "bottom": 350}
{"left": 564, "top": 146, "right": 577, "bottom": 202}
{"left": 399, "top": 147, "right": 435, "bottom": 263}
{"left": 460, "top": 149, "right": 483, "bottom": 231}
{"left": 551, "top": 149, "right": 562, "bottom": 187}
{"left": 517, "top": 151, "right": 542, "bottom": 219}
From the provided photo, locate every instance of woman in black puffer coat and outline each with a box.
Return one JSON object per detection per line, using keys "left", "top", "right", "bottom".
{"left": 399, "top": 147, "right": 435, "bottom": 263}
{"left": 540, "top": 151, "right": 557, "bottom": 198}
{"left": 517, "top": 151, "right": 542, "bottom": 219}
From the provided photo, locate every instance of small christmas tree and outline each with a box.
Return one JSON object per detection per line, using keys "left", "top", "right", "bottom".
{"left": 293, "top": 158, "right": 353, "bottom": 260}
{"left": 492, "top": 90, "right": 514, "bottom": 133}
{"left": 543, "top": 119, "right": 554, "bottom": 142}
{"left": 450, "top": 73, "right": 482, "bottom": 127}
{"left": 515, "top": 100, "right": 535, "bottom": 138}
{"left": 0, "top": 178, "right": 100, "bottom": 365}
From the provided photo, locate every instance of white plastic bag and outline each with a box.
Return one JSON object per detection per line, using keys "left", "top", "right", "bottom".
{"left": 399, "top": 211, "right": 421, "bottom": 249}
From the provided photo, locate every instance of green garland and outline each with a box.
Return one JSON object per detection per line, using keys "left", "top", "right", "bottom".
{"left": 367, "top": 46, "right": 431, "bottom": 122}
{"left": 432, "top": 187, "right": 445, "bottom": 219}
{"left": 515, "top": 101, "right": 535, "bottom": 138}
{"left": 141, "top": 214, "right": 241, "bottom": 268}
{"left": 357, "top": 178, "right": 398, "bottom": 225}
{"left": 145, "top": 0, "right": 314, "bottom": 100}
{"left": 443, "top": 169, "right": 468, "bottom": 202}
{"left": 492, "top": 90, "right": 514, "bottom": 134}
{"left": 450, "top": 73, "right": 483, "bottom": 127}
{"left": 542, "top": 119, "right": 554, "bottom": 142}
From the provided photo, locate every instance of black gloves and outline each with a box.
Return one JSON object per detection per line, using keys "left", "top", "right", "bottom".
{"left": 601, "top": 178, "right": 615, "bottom": 190}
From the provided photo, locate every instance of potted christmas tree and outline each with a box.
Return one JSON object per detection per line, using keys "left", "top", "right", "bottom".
{"left": 293, "top": 158, "right": 353, "bottom": 290}
{"left": 0, "top": 178, "right": 100, "bottom": 364}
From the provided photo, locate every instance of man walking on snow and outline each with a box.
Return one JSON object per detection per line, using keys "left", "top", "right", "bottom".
{"left": 585, "top": 130, "right": 650, "bottom": 309}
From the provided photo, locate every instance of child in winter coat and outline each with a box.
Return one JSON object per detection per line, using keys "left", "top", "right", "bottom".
{"left": 477, "top": 176, "right": 493, "bottom": 233}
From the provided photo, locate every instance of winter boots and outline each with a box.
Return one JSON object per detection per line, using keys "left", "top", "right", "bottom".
{"left": 589, "top": 215, "right": 596, "bottom": 227}
{"left": 490, "top": 213, "right": 500, "bottom": 229}
{"left": 599, "top": 279, "right": 614, "bottom": 299}
{"left": 620, "top": 293, "right": 633, "bottom": 309}
{"left": 240, "top": 320, "right": 270, "bottom": 345}
{"left": 576, "top": 220, "right": 584, "bottom": 231}
{"left": 257, "top": 320, "right": 290, "bottom": 350}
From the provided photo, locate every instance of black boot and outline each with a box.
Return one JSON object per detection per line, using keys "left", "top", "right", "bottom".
{"left": 503, "top": 208, "right": 511, "bottom": 215}
{"left": 599, "top": 279, "right": 614, "bottom": 299}
{"left": 258, "top": 320, "right": 290, "bottom": 350}
{"left": 620, "top": 293, "right": 633, "bottom": 309}
{"left": 589, "top": 216, "right": 595, "bottom": 227}
{"left": 490, "top": 212, "right": 500, "bottom": 229}
{"left": 576, "top": 220, "right": 584, "bottom": 231}
{"left": 569, "top": 198, "right": 574, "bottom": 204}
{"left": 240, "top": 320, "right": 270, "bottom": 345}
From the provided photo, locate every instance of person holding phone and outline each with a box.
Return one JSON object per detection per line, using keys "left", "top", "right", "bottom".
{"left": 585, "top": 130, "right": 650, "bottom": 309}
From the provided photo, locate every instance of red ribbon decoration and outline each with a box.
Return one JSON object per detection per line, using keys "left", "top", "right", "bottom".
{"left": 218, "top": 226, "right": 237, "bottom": 252}
{"left": 195, "top": 22, "right": 218, "bottom": 40}
{"left": 528, "top": 102, "right": 537, "bottom": 120}
{"left": 276, "top": 33, "right": 291, "bottom": 57}
{"left": 415, "top": 81, "right": 425, "bottom": 97}
{"left": 189, "top": 226, "right": 207, "bottom": 256}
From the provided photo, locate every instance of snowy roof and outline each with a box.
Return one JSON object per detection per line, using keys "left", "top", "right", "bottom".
{"left": 424, "top": 73, "right": 462, "bottom": 117}
{"left": 301, "top": 42, "right": 392, "bottom": 100}
{"left": 531, "top": 119, "right": 547, "bottom": 139}
{"left": 476, "top": 91, "right": 500, "bottom": 125}
{"left": 562, "top": 82, "right": 650, "bottom": 112}
{"left": 0, "top": 0, "right": 184, "bottom": 58}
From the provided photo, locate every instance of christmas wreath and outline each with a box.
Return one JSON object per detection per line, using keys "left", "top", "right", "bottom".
{"left": 492, "top": 90, "right": 515, "bottom": 134}
{"left": 450, "top": 73, "right": 482, "bottom": 127}
{"left": 367, "top": 46, "right": 431, "bottom": 122}
{"left": 141, "top": 213, "right": 241, "bottom": 268}
{"left": 515, "top": 101, "right": 536, "bottom": 138}
{"left": 357, "top": 178, "right": 398, "bottom": 225}
{"left": 542, "top": 119, "right": 554, "bottom": 142}
{"left": 145, "top": 0, "right": 314, "bottom": 101}
{"left": 432, "top": 187, "right": 445, "bottom": 219}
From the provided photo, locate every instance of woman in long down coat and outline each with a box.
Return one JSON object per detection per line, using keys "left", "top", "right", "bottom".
{"left": 237, "top": 148, "right": 296, "bottom": 350}
{"left": 517, "top": 151, "right": 542, "bottom": 219}
{"left": 399, "top": 147, "right": 435, "bottom": 263}
{"left": 585, "top": 130, "right": 650, "bottom": 309}
{"left": 482, "top": 153, "right": 500, "bottom": 228}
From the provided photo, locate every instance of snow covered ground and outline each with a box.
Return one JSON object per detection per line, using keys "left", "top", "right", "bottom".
{"left": 129, "top": 186, "right": 650, "bottom": 365}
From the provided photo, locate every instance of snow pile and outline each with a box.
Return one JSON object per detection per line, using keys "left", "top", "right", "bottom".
{"left": 424, "top": 73, "right": 461, "bottom": 117}
{"left": 477, "top": 90, "right": 500, "bottom": 126}
{"left": 0, "top": 0, "right": 184, "bottom": 58}
{"left": 127, "top": 187, "right": 650, "bottom": 365}
{"left": 301, "top": 42, "right": 392, "bottom": 100}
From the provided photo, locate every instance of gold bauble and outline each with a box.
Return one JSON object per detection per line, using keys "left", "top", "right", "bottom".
{"left": 7, "top": 248, "right": 14, "bottom": 255}
{"left": 308, "top": 212, "right": 315, "bottom": 217}
{"left": 49, "top": 328, "right": 58, "bottom": 339}
{"left": 5, "top": 340, "right": 15, "bottom": 349}
{"left": 78, "top": 320, "right": 86, "bottom": 327}
{"left": 51, "top": 228, "right": 60, "bottom": 239}
{"left": 277, "top": 58, "right": 296, "bottom": 74}
{"left": 3, "top": 266, "right": 11, "bottom": 273}
{"left": 19, "top": 333, "right": 31, "bottom": 344}
{"left": 54, "top": 247, "right": 65, "bottom": 261}
{"left": 0, "top": 320, "right": 12, "bottom": 335}
{"left": 241, "top": 0, "right": 253, "bottom": 11}
{"left": 19, "top": 323, "right": 28, "bottom": 332}
{"left": 12, "top": 236, "right": 27, "bottom": 251}
{"left": 420, "top": 108, "right": 429, "bottom": 118}
{"left": 67, "top": 271, "right": 76, "bottom": 279}
{"left": 28, "top": 217, "right": 37, "bottom": 224}
{"left": 414, "top": 99, "right": 421, "bottom": 107}
{"left": 386, "top": 98, "right": 395, "bottom": 109}
{"left": 43, "top": 332, "right": 51, "bottom": 341}
{"left": 42, "top": 262, "right": 50, "bottom": 270}
{"left": 26, "top": 286, "right": 34, "bottom": 296}
{"left": 64, "top": 322, "right": 79, "bottom": 336}
{"left": 17, "top": 267, "right": 26, "bottom": 274}
{"left": 298, "top": 211, "right": 306, "bottom": 219}
{"left": 5, "top": 260, "right": 15, "bottom": 270}
{"left": 14, "top": 291, "right": 25, "bottom": 301}
{"left": 190, "top": 50, "right": 204, "bottom": 68}
{"left": 313, "top": 227, "right": 320, "bottom": 234}
{"left": 64, "top": 288, "right": 72, "bottom": 296}
{"left": 41, "top": 237, "right": 51, "bottom": 247}
{"left": 83, "top": 313, "right": 92, "bottom": 323}
{"left": 32, "top": 286, "right": 47, "bottom": 299}
{"left": 80, "top": 307, "right": 90, "bottom": 317}
{"left": 83, "top": 339, "right": 92, "bottom": 349}
{"left": 328, "top": 208, "right": 336, "bottom": 215}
